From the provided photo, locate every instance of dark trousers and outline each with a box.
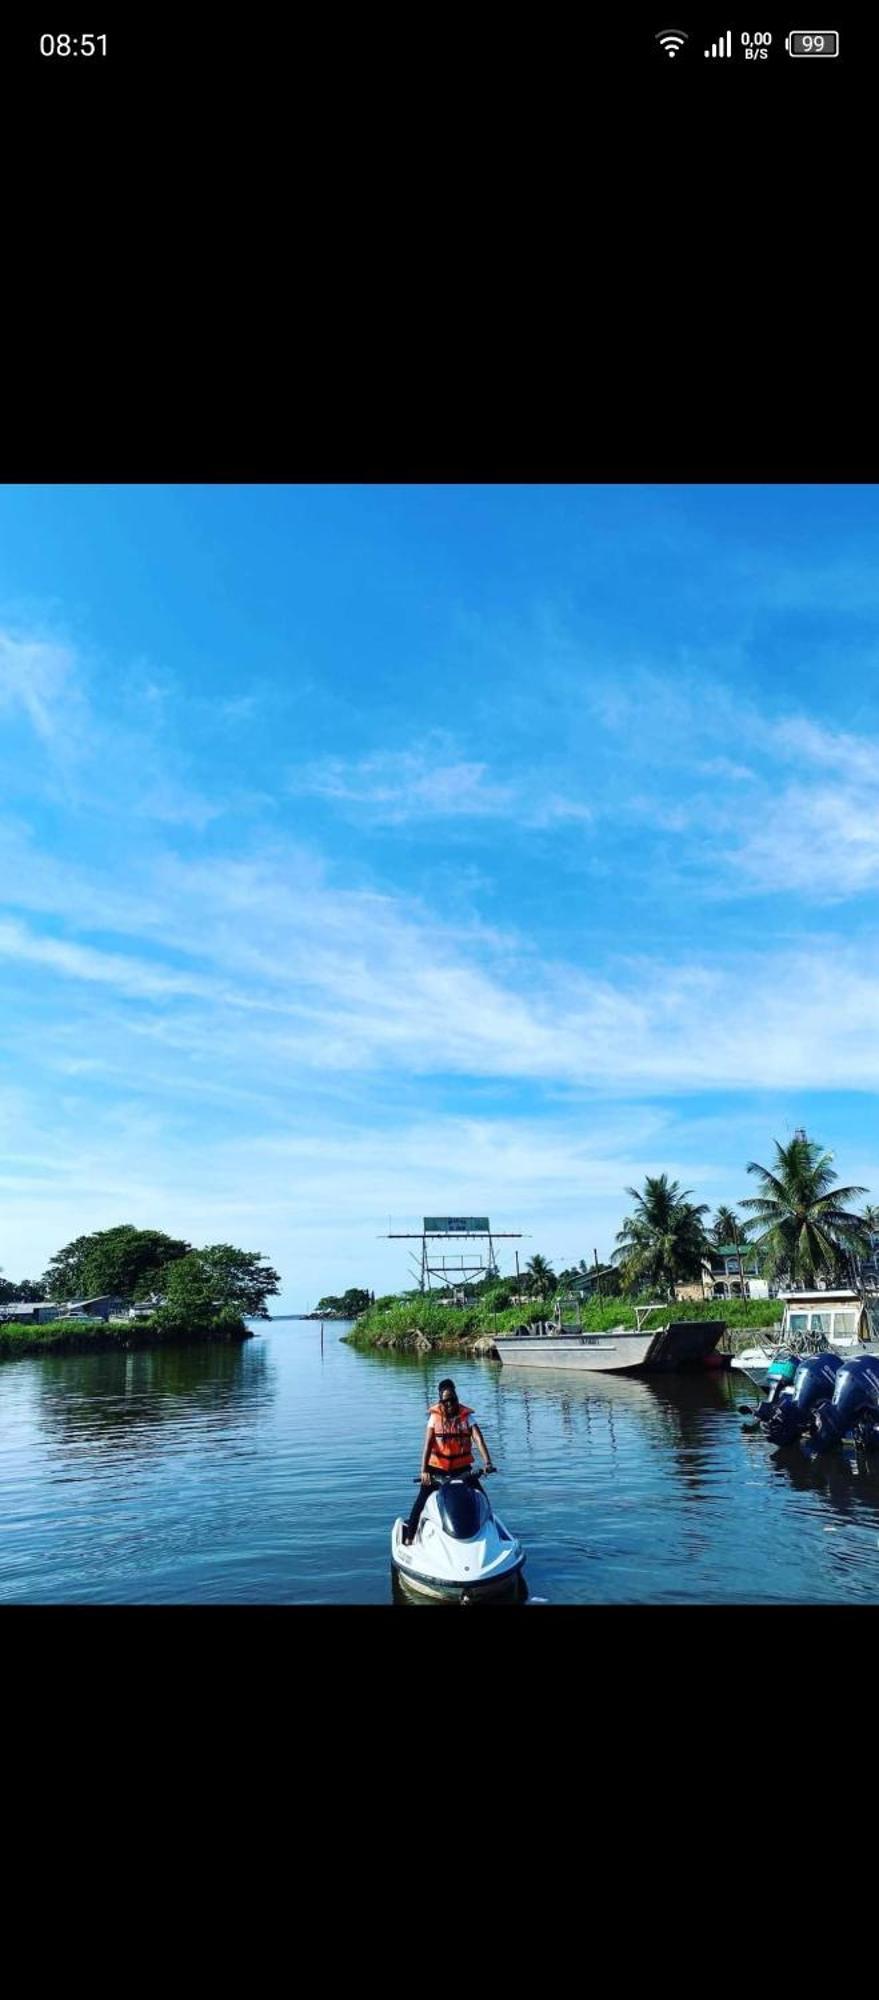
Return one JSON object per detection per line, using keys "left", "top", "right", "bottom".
{"left": 405, "top": 1468, "right": 482, "bottom": 1541}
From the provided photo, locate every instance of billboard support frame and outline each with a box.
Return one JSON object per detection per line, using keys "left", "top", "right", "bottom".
{"left": 385, "top": 1218, "right": 525, "bottom": 1295}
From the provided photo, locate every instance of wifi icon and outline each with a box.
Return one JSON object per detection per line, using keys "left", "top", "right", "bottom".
{"left": 656, "top": 29, "right": 688, "bottom": 57}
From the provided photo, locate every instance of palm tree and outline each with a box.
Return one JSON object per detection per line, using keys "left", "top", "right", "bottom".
{"left": 861, "top": 1204, "right": 879, "bottom": 1235}
{"left": 523, "top": 1253, "right": 556, "bottom": 1298}
{"left": 612, "top": 1174, "right": 711, "bottom": 1299}
{"left": 711, "top": 1205, "right": 745, "bottom": 1247}
{"left": 740, "top": 1131, "right": 869, "bottom": 1286}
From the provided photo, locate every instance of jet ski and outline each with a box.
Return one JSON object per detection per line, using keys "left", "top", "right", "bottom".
{"left": 391, "top": 1469, "right": 526, "bottom": 1604}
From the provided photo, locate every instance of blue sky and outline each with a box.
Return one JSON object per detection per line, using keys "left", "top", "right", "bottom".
{"left": 3, "top": 484, "right": 879, "bottom": 1307}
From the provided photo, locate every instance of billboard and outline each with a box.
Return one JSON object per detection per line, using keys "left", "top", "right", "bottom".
{"left": 424, "top": 1216, "right": 490, "bottom": 1234}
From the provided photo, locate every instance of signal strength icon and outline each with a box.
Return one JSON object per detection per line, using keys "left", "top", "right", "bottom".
{"left": 656, "top": 29, "right": 688, "bottom": 58}
{"left": 705, "top": 30, "right": 733, "bottom": 57}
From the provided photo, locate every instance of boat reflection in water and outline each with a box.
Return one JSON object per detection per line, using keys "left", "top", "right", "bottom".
{"left": 763, "top": 1435, "right": 879, "bottom": 1588}
{"left": 492, "top": 1363, "right": 737, "bottom": 1473}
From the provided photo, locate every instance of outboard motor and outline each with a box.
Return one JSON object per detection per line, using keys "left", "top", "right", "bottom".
{"left": 803, "top": 1353, "right": 879, "bottom": 1459}
{"left": 740, "top": 1351, "right": 800, "bottom": 1428}
{"left": 765, "top": 1352, "right": 844, "bottom": 1447}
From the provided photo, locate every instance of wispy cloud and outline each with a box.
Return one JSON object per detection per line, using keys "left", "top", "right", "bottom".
{"left": 563, "top": 661, "right": 879, "bottom": 904}
{"left": 728, "top": 715, "right": 879, "bottom": 897}
{"left": 290, "top": 742, "right": 592, "bottom": 828}
{"left": 6, "top": 839, "right": 879, "bottom": 1098}
{"left": 0, "top": 624, "right": 228, "bottom": 829}
{"left": 0, "top": 630, "right": 78, "bottom": 745}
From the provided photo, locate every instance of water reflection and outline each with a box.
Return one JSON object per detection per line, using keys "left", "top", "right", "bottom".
{"left": 494, "top": 1365, "right": 733, "bottom": 1471}
{"left": 770, "top": 1439, "right": 879, "bottom": 1516}
{"left": 33, "top": 1340, "right": 276, "bottom": 1469}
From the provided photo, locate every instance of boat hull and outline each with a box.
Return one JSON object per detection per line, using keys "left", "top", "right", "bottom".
{"left": 495, "top": 1319, "right": 725, "bottom": 1375}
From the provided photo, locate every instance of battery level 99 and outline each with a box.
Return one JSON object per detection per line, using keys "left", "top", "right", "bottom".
{"left": 785, "top": 31, "right": 840, "bottom": 56}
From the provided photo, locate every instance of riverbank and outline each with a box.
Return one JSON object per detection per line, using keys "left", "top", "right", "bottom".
{"left": 343, "top": 1295, "right": 786, "bottom": 1357}
{"left": 0, "top": 1316, "right": 253, "bottom": 1361}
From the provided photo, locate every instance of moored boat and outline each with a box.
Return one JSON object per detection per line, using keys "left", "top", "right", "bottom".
{"left": 494, "top": 1305, "right": 726, "bottom": 1375}
{"left": 734, "top": 1288, "right": 879, "bottom": 1390}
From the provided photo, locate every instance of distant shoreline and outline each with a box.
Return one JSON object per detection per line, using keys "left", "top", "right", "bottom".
{"left": 0, "top": 1316, "right": 253, "bottom": 1362}
{"left": 269, "top": 1312, "right": 353, "bottom": 1321}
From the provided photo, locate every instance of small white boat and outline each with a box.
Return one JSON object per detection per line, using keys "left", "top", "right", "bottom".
{"left": 734, "top": 1289, "right": 879, "bottom": 1389}
{"left": 494, "top": 1304, "right": 726, "bottom": 1375}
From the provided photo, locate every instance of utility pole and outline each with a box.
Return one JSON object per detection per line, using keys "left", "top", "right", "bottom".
{"left": 731, "top": 1216, "right": 748, "bottom": 1301}
{"left": 594, "top": 1248, "right": 603, "bottom": 1303}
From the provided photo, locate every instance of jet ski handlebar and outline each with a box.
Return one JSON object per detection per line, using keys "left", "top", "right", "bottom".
{"left": 411, "top": 1466, "right": 498, "bottom": 1482}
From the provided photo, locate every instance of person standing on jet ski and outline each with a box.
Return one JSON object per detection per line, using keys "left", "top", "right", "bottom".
{"left": 402, "top": 1377, "right": 496, "bottom": 1544}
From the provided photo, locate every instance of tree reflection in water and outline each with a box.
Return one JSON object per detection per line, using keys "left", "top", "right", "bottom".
{"left": 33, "top": 1340, "right": 276, "bottom": 1468}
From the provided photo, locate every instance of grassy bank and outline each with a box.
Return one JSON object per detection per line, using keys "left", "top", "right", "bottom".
{"left": 344, "top": 1293, "right": 786, "bottom": 1355}
{"left": 0, "top": 1316, "right": 252, "bottom": 1360}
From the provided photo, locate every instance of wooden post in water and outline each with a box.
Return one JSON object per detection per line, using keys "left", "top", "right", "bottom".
{"left": 321, "top": 1320, "right": 324, "bottom": 1353}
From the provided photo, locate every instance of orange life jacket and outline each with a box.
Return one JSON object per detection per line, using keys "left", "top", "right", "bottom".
{"left": 427, "top": 1402, "right": 474, "bottom": 1473}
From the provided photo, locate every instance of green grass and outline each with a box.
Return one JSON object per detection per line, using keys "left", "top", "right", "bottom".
{"left": 344, "top": 1292, "right": 785, "bottom": 1353}
{"left": 0, "top": 1315, "right": 251, "bottom": 1360}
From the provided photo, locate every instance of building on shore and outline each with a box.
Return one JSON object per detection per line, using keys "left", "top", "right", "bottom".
{"left": 0, "top": 1300, "right": 61, "bottom": 1324}
{"left": 701, "top": 1244, "right": 769, "bottom": 1301}
{"left": 60, "top": 1295, "right": 130, "bottom": 1321}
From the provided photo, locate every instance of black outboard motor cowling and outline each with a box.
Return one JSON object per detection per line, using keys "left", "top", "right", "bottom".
{"left": 805, "top": 1353, "right": 879, "bottom": 1456}
{"left": 766, "top": 1352, "right": 844, "bottom": 1446}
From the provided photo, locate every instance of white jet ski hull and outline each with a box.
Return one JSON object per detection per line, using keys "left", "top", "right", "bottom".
{"left": 390, "top": 1494, "right": 526, "bottom": 1604}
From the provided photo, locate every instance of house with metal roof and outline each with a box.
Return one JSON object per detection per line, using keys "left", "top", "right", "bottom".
{"left": 0, "top": 1300, "right": 61, "bottom": 1323}
{"left": 60, "top": 1295, "right": 130, "bottom": 1320}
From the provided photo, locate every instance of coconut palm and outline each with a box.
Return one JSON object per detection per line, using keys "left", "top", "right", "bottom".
{"left": 740, "top": 1132, "right": 869, "bottom": 1286}
{"left": 523, "top": 1253, "right": 557, "bottom": 1297}
{"left": 711, "top": 1205, "right": 746, "bottom": 1247}
{"left": 861, "top": 1204, "right": 879, "bottom": 1234}
{"left": 612, "top": 1174, "right": 711, "bottom": 1298}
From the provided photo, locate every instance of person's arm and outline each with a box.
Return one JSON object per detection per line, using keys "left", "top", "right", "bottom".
{"left": 471, "top": 1422, "right": 494, "bottom": 1471}
{"left": 420, "top": 1418, "right": 436, "bottom": 1482}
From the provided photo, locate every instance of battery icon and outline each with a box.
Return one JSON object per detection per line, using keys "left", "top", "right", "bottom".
{"left": 785, "top": 31, "right": 839, "bottom": 55}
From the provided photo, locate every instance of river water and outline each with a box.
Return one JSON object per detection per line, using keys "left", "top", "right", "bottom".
{"left": 1, "top": 1319, "right": 878, "bottom": 1603}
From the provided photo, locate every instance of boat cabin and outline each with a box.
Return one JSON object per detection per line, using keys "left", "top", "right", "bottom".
{"left": 777, "top": 1288, "right": 872, "bottom": 1349}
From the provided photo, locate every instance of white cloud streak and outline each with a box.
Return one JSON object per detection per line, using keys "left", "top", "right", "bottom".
{"left": 290, "top": 744, "right": 592, "bottom": 827}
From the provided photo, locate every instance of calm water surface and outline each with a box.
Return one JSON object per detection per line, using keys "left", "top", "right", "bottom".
{"left": 2, "top": 1320, "right": 879, "bottom": 1603}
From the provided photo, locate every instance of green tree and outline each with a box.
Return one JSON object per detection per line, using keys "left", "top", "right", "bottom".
{"left": 711, "top": 1205, "right": 745, "bottom": 1247}
{"left": 42, "top": 1225, "right": 192, "bottom": 1302}
{"left": 0, "top": 1274, "right": 46, "bottom": 1303}
{"left": 340, "top": 1288, "right": 370, "bottom": 1315}
{"left": 740, "top": 1132, "right": 869, "bottom": 1286}
{"left": 151, "top": 1255, "right": 243, "bottom": 1341}
{"left": 861, "top": 1204, "right": 879, "bottom": 1233}
{"left": 612, "top": 1174, "right": 710, "bottom": 1298}
{"left": 182, "top": 1244, "right": 281, "bottom": 1318}
{"left": 523, "top": 1254, "right": 557, "bottom": 1297}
